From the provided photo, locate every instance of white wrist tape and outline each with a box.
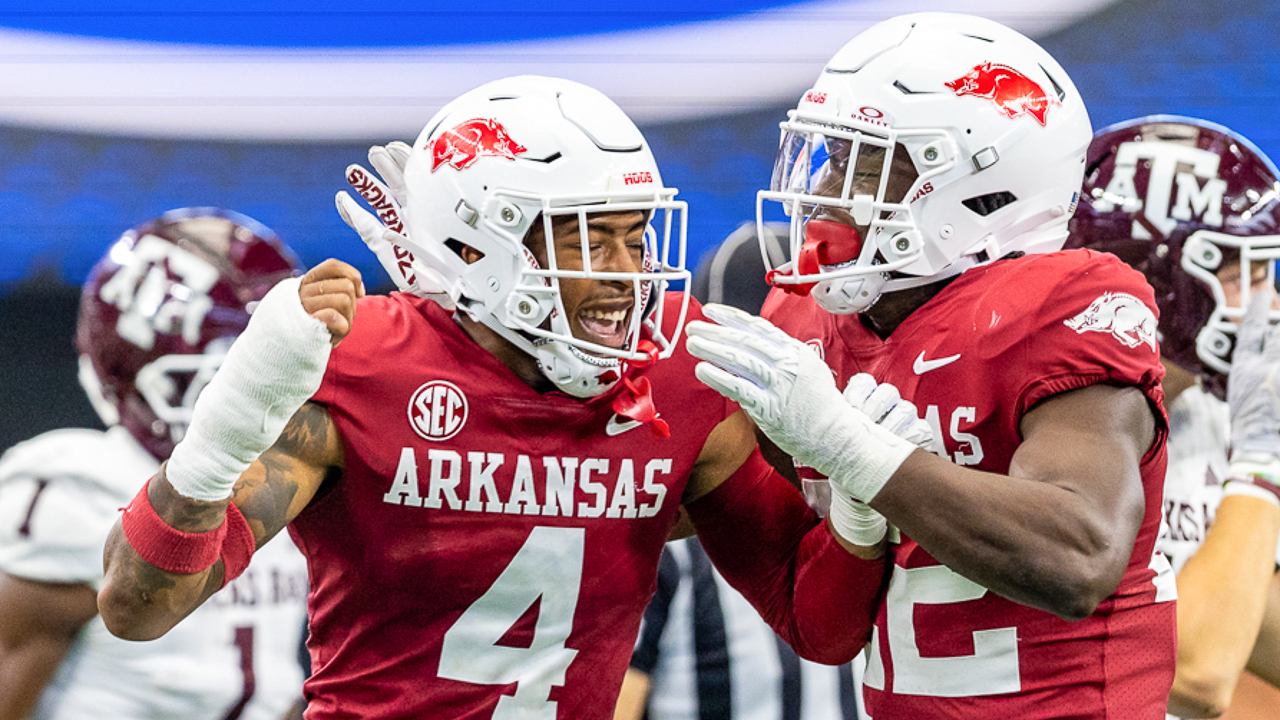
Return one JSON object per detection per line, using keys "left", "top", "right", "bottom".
{"left": 1223, "top": 480, "right": 1280, "bottom": 509}
{"left": 808, "top": 403, "right": 918, "bottom": 504}
{"left": 827, "top": 490, "right": 888, "bottom": 546}
{"left": 167, "top": 277, "right": 333, "bottom": 500}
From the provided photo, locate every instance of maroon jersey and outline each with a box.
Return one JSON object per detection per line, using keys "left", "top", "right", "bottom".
{"left": 295, "top": 292, "right": 735, "bottom": 720}
{"left": 764, "top": 249, "right": 1177, "bottom": 719}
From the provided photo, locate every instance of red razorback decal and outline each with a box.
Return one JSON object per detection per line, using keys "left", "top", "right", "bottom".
{"left": 430, "top": 118, "right": 528, "bottom": 172}
{"left": 944, "top": 63, "right": 1059, "bottom": 126}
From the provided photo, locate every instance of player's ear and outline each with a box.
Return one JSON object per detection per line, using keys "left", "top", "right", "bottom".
{"left": 446, "top": 239, "right": 485, "bottom": 265}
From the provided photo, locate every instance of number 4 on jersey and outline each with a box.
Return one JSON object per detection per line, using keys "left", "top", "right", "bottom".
{"left": 439, "top": 526, "right": 584, "bottom": 720}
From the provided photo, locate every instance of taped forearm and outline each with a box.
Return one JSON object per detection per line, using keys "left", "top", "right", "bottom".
{"left": 167, "top": 277, "right": 331, "bottom": 500}
{"left": 687, "top": 450, "right": 888, "bottom": 664}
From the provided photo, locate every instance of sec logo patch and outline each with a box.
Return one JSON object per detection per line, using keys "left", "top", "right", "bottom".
{"left": 408, "top": 381, "right": 468, "bottom": 441}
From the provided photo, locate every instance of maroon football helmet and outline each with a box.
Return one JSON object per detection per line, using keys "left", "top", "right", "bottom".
{"left": 76, "top": 208, "right": 301, "bottom": 460}
{"left": 1066, "top": 116, "right": 1280, "bottom": 399}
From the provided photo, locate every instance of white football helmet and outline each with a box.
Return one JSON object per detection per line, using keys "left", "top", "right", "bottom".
{"left": 399, "top": 75, "right": 690, "bottom": 397}
{"left": 760, "top": 12, "right": 1092, "bottom": 313}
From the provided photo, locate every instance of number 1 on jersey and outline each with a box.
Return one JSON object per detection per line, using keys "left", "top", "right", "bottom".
{"left": 439, "top": 526, "right": 584, "bottom": 720}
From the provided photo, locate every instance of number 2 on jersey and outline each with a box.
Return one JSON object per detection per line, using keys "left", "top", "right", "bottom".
{"left": 864, "top": 563, "right": 1019, "bottom": 697}
{"left": 439, "top": 526, "right": 584, "bottom": 720}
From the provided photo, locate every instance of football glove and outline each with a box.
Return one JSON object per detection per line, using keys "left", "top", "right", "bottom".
{"left": 686, "top": 304, "right": 919, "bottom": 508}
{"left": 1226, "top": 287, "right": 1280, "bottom": 505}
{"left": 335, "top": 142, "right": 455, "bottom": 308}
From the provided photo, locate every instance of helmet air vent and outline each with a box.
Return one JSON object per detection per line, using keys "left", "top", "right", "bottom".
{"left": 894, "top": 80, "right": 939, "bottom": 95}
{"left": 962, "top": 191, "right": 1018, "bottom": 217}
{"left": 1039, "top": 64, "right": 1067, "bottom": 102}
{"left": 558, "top": 89, "right": 644, "bottom": 152}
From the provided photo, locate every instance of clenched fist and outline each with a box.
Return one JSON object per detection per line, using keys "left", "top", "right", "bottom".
{"left": 299, "top": 259, "right": 365, "bottom": 346}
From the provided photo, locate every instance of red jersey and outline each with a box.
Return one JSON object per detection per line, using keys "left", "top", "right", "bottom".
{"left": 764, "top": 250, "right": 1177, "bottom": 719}
{"left": 295, "top": 292, "right": 736, "bottom": 720}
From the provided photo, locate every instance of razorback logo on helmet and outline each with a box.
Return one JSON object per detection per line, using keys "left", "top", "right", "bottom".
{"left": 1063, "top": 292, "right": 1158, "bottom": 351}
{"left": 408, "top": 380, "right": 469, "bottom": 441}
{"left": 1092, "top": 141, "right": 1227, "bottom": 240}
{"left": 430, "top": 118, "right": 527, "bottom": 172}
{"left": 944, "top": 62, "right": 1059, "bottom": 126}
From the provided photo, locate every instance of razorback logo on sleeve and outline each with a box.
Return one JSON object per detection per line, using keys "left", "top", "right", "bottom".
{"left": 1063, "top": 292, "right": 1157, "bottom": 351}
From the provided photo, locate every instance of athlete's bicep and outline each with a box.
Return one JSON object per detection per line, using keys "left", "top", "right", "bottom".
{"left": 1012, "top": 383, "right": 1155, "bottom": 548}
{"left": 682, "top": 409, "right": 757, "bottom": 504}
{"left": 231, "top": 401, "right": 343, "bottom": 544}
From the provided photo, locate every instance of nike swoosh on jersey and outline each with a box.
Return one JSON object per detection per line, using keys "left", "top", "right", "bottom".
{"left": 913, "top": 350, "right": 961, "bottom": 374}
{"left": 605, "top": 415, "right": 644, "bottom": 436}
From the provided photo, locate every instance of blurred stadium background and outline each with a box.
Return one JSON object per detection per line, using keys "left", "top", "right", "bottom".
{"left": 2, "top": 0, "right": 1277, "bottom": 451}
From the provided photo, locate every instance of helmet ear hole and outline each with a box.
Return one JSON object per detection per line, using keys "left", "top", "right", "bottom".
{"left": 962, "top": 192, "right": 1018, "bottom": 217}
{"left": 446, "top": 239, "right": 485, "bottom": 264}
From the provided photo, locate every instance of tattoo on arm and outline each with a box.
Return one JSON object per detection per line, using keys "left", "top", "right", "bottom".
{"left": 234, "top": 402, "right": 340, "bottom": 543}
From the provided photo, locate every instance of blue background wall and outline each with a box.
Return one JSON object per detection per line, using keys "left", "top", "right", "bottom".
{"left": 2, "top": 0, "right": 1277, "bottom": 449}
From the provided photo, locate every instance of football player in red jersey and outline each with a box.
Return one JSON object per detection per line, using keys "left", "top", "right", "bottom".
{"left": 95, "top": 76, "right": 904, "bottom": 720}
{"left": 1066, "top": 116, "right": 1280, "bottom": 719}
{"left": 686, "top": 13, "right": 1177, "bottom": 719}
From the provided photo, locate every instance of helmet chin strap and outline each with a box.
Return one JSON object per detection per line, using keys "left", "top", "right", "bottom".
{"left": 813, "top": 272, "right": 887, "bottom": 314}
{"left": 534, "top": 340, "right": 623, "bottom": 398}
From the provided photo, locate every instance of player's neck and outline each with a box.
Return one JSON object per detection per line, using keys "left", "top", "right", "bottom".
{"left": 455, "top": 314, "right": 555, "bottom": 392}
{"left": 859, "top": 276, "right": 956, "bottom": 339}
{"left": 1160, "top": 359, "right": 1197, "bottom": 405}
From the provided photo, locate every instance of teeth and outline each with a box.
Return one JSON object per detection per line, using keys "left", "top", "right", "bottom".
{"left": 583, "top": 309, "right": 627, "bottom": 322}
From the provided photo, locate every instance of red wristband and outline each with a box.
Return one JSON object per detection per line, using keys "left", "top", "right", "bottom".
{"left": 219, "top": 501, "right": 256, "bottom": 587}
{"left": 120, "top": 478, "right": 226, "bottom": 574}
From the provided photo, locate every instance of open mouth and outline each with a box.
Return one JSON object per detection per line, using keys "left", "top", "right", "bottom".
{"left": 578, "top": 307, "right": 632, "bottom": 349}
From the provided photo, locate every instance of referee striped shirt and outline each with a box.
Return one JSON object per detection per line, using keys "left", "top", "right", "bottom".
{"left": 631, "top": 538, "right": 867, "bottom": 720}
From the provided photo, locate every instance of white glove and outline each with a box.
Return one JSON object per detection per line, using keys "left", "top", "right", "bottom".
{"left": 335, "top": 142, "right": 456, "bottom": 308}
{"left": 1226, "top": 287, "right": 1280, "bottom": 506}
{"left": 822, "top": 374, "right": 934, "bottom": 544}
{"left": 686, "top": 304, "right": 919, "bottom": 505}
{"left": 843, "top": 373, "right": 934, "bottom": 449}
